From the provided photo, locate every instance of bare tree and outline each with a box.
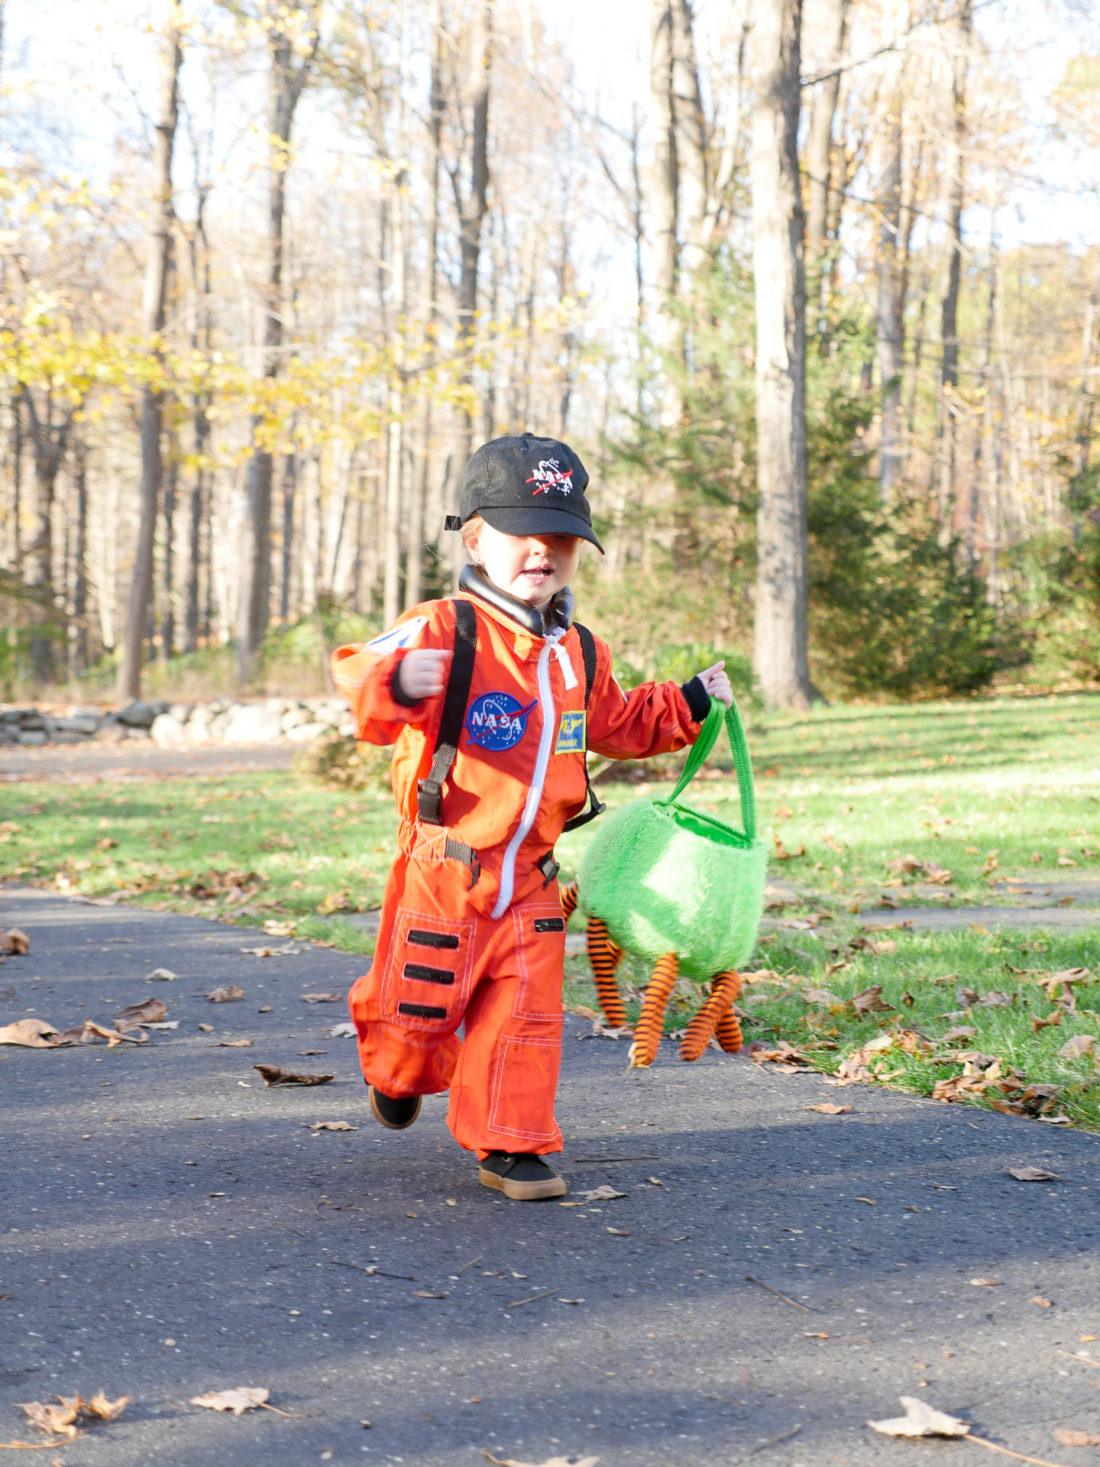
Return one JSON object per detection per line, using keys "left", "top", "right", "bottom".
{"left": 451, "top": 0, "right": 492, "bottom": 468}
{"left": 805, "top": 0, "right": 849, "bottom": 262}
{"left": 236, "top": 0, "right": 320, "bottom": 684}
{"left": 116, "top": 7, "right": 183, "bottom": 701}
{"left": 937, "top": 0, "right": 972, "bottom": 527}
{"left": 750, "top": 0, "right": 819, "bottom": 709}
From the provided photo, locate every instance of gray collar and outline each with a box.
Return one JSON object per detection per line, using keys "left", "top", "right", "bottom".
{"left": 458, "top": 564, "right": 575, "bottom": 637}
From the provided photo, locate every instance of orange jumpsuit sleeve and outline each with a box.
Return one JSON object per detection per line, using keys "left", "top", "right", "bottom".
{"left": 585, "top": 632, "right": 703, "bottom": 761}
{"left": 330, "top": 601, "right": 454, "bottom": 747}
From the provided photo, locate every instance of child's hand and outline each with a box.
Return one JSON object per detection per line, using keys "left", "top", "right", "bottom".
{"left": 398, "top": 649, "right": 453, "bottom": 700}
{"left": 696, "top": 661, "right": 733, "bottom": 708}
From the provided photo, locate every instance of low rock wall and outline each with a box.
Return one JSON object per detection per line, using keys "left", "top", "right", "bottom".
{"left": 0, "top": 697, "right": 355, "bottom": 749}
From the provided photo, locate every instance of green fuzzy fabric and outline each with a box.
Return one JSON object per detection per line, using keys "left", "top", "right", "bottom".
{"left": 578, "top": 797, "right": 768, "bottom": 979}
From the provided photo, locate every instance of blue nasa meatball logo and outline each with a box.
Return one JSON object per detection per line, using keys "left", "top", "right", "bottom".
{"left": 463, "top": 692, "right": 538, "bottom": 751}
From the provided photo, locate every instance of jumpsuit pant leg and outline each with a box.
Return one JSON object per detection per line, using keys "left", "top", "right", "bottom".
{"left": 446, "top": 890, "right": 567, "bottom": 1158}
{"left": 348, "top": 854, "right": 475, "bottom": 1098}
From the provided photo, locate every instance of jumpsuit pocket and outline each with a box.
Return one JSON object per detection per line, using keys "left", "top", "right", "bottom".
{"left": 487, "top": 1034, "right": 561, "bottom": 1143}
{"left": 379, "top": 909, "right": 476, "bottom": 1033}
{"left": 509, "top": 903, "right": 568, "bottom": 1024}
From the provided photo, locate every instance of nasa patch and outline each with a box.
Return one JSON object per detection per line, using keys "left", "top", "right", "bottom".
{"left": 464, "top": 692, "right": 538, "bottom": 752}
{"left": 365, "top": 615, "right": 428, "bottom": 657}
{"left": 555, "top": 710, "right": 586, "bottom": 754}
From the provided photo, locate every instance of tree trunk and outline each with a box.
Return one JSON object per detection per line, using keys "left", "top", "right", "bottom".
{"left": 805, "top": 0, "right": 848, "bottom": 262}
{"left": 236, "top": 2, "right": 319, "bottom": 684}
{"left": 455, "top": 0, "right": 492, "bottom": 469}
{"left": 160, "top": 435, "right": 178, "bottom": 660}
{"left": 750, "top": 0, "right": 819, "bottom": 710}
{"left": 938, "top": 0, "right": 971, "bottom": 530}
{"left": 406, "top": 0, "right": 445, "bottom": 608}
{"left": 874, "top": 84, "right": 904, "bottom": 499}
{"left": 649, "top": 0, "right": 680, "bottom": 426}
{"left": 117, "top": 11, "right": 182, "bottom": 701}
{"left": 69, "top": 434, "right": 88, "bottom": 674}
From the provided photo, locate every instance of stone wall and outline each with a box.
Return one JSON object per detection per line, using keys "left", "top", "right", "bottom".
{"left": 0, "top": 698, "right": 355, "bottom": 749}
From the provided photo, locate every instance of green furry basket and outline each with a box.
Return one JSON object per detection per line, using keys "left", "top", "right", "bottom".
{"left": 578, "top": 697, "right": 767, "bottom": 979}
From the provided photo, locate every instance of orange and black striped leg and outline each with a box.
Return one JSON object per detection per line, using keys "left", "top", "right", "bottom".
{"left": 559, "top": 880, "right": 579, "bottom": 922}
{"left": 585, "top": 916, "right": 627, "bottom": 1029}
{"left": 680, "top": 970, "right": 743, "bottom": 1061}
{"left": 629, "top": 952, "right": 679, "bottom": 1069}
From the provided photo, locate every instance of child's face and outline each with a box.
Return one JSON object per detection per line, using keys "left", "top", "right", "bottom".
{"left": 468, "top": 522, "right": 583, "bottom": 610}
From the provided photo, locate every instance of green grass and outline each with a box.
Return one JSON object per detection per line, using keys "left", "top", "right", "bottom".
{"left": 3, "top": 689, "right": 1098, "bottom": 1126}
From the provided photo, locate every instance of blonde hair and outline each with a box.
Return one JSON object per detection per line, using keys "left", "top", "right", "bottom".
{"left": 460, "top": 514, "right": 486, "bottom": 563}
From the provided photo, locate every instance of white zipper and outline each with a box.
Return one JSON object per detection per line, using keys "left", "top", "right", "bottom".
{"left": 553, "top": 641, "right": 578, "bottom": 690}
{"left": 491, "top": 629, "right": 563, "bottom": 918}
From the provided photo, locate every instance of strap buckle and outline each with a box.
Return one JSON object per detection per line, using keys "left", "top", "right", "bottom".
{"left": 417, "top": 779, "right": 443, "bottom": 825}
{"left": 537, "top": 852, "right": 560, "bottom": 886}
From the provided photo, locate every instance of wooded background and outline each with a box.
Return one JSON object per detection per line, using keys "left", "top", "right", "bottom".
{"left": 3, "top": 0, "right": 1099, "bottom": 708}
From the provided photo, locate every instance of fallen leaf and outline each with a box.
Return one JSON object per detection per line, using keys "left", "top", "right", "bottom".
{"left": 804, "top": 1103, "right": 852, "bottom": 1115}
{"left": 852, "top": 985, "right": 895, "bottom": 1015}
{"left": 1055, "top": 1429, "right": 1100, "bottom": 1447}
{"left": 197, "top": 1022, "right": 214, "bottom": 1032}
{"left": 1032, "top": 1011, "right": 1063, "bottom": 1032}
{"left": 0, "top": 928, "right": 30, "bottom": 954}
{"left": 213, "top": 1039, "right": 253, "bottom": 1048}
{"left": 1007, "top": 1166, "right": 1061, "bottom": 1183}
{"left": 606, "top": 1227, "right": 631, "bottom": 1236}
{"left": 208, "top": 986, "right": 244, "bottom": 1003}
{"left": 306, "top": 1121, "right": 357, "bottom": 1132}
{"left": 969, "top": 1278, "right": 1000, "bottom": 1287}
{"left": 329, "top": 1023, "right": 356, "bottom": 1038}
{"left": 253, "top": 1064, "right": 333, "bottom": 1086}
{"left": 867, "top": 1396, "right": 970, "bottom": 1438}
{"left": 19, "top": 1391, "right": 128, "bottom": 1438}
{"left": 147, "top": 968, "right": 177, "bottom": 981}
{"left": 1033, "top": 1297, "right": 1053, "bottom": 1308}
{"left": 413, "top": 1290, "right": 449, "bottom": 1299}
{"left": 190, "top": 1387, "right": 270, "bottom": 1415}
{"left": 0, "top": 1017, "right": 63, "bottom": 1047}
{"left": 482, "top": 1455, "right": 600, "bottom": 1467}
{"left": 1058, "top": 1034, "right": 1095, "bottom": 1060}
{"left": 579, "top": 1185, "right": 628, "bottom": 1201}
{"left": 115, "top": 998, "right": 168, "bottom": 1024}
{"left": 301, "top": 993, "right": 342, "bottom": 1004}
{"left": 940, "top": 1026, "right": 977, "bottom": 1043}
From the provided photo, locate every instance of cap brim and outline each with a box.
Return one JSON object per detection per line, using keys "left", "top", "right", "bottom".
{"left": 478, "top": 505, "right": 605, "bottom": 554}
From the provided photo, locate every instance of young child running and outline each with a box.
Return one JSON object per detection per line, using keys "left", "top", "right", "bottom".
{"left": 331, "top": 434, "right": 732, "bottom": 1201}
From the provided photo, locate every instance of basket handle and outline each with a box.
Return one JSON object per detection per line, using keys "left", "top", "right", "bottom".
{"left": 665, "top": 697, "right": 757, "bottom": 841}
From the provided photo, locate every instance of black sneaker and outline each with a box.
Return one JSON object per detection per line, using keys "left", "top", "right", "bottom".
{"left": 478, "top": 1151, "right": 567, "bottom": 1201}
{"left": 368, "top": 1086, "right": 422, "bottom": 1130}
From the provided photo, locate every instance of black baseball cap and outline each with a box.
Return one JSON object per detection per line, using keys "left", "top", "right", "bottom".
{"left": 448, "top": 434, "right": 605, "bottom": 553}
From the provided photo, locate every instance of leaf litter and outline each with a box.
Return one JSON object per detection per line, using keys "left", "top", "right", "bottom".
{"left": 253, "top": 1064, "right": 333, "bottom": 1086}
{"left": 18, "top": 1390, "right": 128, "bottom": 1440}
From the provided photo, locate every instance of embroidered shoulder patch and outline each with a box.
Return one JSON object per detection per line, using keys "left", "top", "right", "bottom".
{"left": 464, "top": 693, "right": 538, "bottom": 751}
{"left": 365, "top": 615, "right": 428, "bottom": 657}
{"left": 555, "top": 710, "right": 586, "bottom": 754}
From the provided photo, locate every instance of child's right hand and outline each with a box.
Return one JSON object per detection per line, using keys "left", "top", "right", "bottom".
{"left": 398, "top": 648, "right": 453, "bottom": 700}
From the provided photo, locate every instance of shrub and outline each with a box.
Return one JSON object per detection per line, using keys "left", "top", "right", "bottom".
{"left": 294, "top": 731, "right": 393, "bottom": 793}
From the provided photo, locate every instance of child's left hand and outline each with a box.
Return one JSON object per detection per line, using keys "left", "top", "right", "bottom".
{"left": 695, "top": 661, "right": 733, "bottom": 708}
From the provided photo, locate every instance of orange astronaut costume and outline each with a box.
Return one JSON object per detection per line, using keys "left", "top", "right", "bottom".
{"left": 330, "top": 435, "right": 711, "bottom": 1182}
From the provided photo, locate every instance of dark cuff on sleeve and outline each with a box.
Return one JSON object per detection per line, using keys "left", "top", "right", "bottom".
{"left": 680, "top": 675, "right": 711, "bottom": 723}
{"left": 390, "top": 657, "right": 422, "bottom": 708}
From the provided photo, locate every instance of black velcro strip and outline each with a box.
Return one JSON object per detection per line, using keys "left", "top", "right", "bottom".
{"left": 403, "top": 963, "right": 456, "bottom": 986}
{"left": 407, "top": 929, "right": 460, "bottom": 950}
{"left": 533, "top": 917, "right": 565, "bottom": 933}
{"left": 397, "top": 1002, "right": 448, "bottom": 1019}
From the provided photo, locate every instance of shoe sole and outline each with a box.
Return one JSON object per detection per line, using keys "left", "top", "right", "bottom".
{"left": 478, "top": 1165, "right": 567, "bottom": 1201}
{"left": 368, "top": 1088, "right": 422, "bottom": 1130}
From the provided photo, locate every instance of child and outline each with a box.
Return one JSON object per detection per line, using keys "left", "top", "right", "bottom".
{"left": 331, "top": 434, "right": 732, "bottom": 1200}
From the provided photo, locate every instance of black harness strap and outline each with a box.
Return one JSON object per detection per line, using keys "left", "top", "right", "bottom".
{"left": 416, "top": 599, "right": 477, "bottom": 826}
{"left": 561, "top": 621, "right": 607, "bottom": 834}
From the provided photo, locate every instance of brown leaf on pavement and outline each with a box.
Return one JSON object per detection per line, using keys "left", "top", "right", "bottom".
{"left": 301, "top": 993, "right": 342, "bottom": 1003}
{"left": 147, "top": 968, "right": 178, "bottom": 981}
{"left": 482, "top": 1454, "right": 600, "bottom": 1467}
{"left": 56, "top": 1020, "right": 146, "bottom": 1047}
{"left": 190, "top": 1387, "right": 270, "bottom": 1415}
{"left": 578, "top": 1185, "right": 628, "bottom": 1201}
{"left": 970, "top": 1278, "right": 1001, "bottom": 1286}
{"left": 253, "top": 1064, "right": 333, "bottom": 1086}
{"left": 1033, "top": 1297, "right": 1054, "bottom": 1308}
{"left": 306, "top": 1120, "right": 357, "bottom": 1131}
{"left": 868, "top": 1396, "right": 970, "bottom": 1438}
{"left": 0, "top": 928, "right": 30, "bottom": 954}
{"left": 1055, "top": 1429, "right": 1100, "bottom": 1446}
{"left": 213, "top": 1039, "right": 253, "bottom": 1048}
{"left": 19, "top": 1391, "right": 128, "bottom": 1438}
{"left": 804, "top": 1103, "right": 852, "bottom": 1114}
{"left": 1007, "top": 1166, "right": 1061, "bottom": 1182}
{"left": 115, "top": 997, "right": 168, "bottom": 1024}
{"left": 0, "top": 1017, "right": 64, "bottom": 1047}
{"left": 207, "top": 986, "right": 244, "bottom": 1003}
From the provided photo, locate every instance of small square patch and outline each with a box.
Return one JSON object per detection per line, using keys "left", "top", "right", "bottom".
{"left": 555, "top": 710, "right": 586, "bottom": 754}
